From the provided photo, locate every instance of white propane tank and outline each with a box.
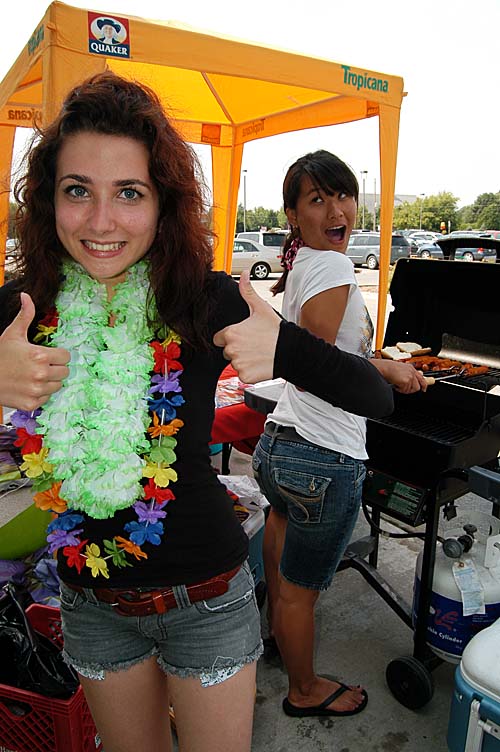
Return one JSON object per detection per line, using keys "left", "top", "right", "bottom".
{"left": 413, "top": 526, "right": 500, "bottom": 663}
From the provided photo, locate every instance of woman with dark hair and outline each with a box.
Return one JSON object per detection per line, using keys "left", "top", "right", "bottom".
{"left": 253, "top": 150, "right": 427, "bottom": 719}
{"left": 0, "top": 76, "right": 397, "bottom": 751}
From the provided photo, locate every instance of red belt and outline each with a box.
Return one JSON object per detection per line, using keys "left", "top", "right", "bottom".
{"left": 63, "top": 565, "right": 241, "bottom": 617}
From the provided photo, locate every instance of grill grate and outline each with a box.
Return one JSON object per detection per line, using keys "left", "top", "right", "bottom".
{"left": 454, "top": 367, "right": 500, "bottom": 391}
{"left": 373, "top": 409, "right": 475, "bottom": 445}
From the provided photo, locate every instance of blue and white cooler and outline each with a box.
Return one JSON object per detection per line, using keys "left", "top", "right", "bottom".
{"left": 448, "top": 608, "right": 500, "bottom": 751}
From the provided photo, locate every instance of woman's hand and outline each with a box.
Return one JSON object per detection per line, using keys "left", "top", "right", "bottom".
{"left": 370, "top": 358, "right": 428, "bottom": 394}
{"left": 213, "top": 272, "right": 281, "bottom": 383}
{"left": 0, "top": 293, "right": 70, "bottom": 411}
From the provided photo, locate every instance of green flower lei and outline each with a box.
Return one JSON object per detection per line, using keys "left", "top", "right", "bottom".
{"left": 37, "top": 260, "right": 156, "bottom": 519}
{"left": 12, "top": 259, "right": 185, "bottom": 578}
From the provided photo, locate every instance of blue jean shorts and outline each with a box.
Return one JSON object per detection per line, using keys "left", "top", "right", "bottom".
{"left": 252, "top": 424, "right": 366, "bottom": 591}
{"left": 59, "top": 560, "right": 263, "bottom": 687}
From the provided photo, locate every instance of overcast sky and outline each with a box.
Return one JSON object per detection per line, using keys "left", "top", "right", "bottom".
{"left": 2, "top": 0, "right": 499, "bottom": 211}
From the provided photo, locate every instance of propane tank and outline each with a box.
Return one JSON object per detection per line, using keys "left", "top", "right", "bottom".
{"left": 413, "top": 520, "right": 500, "bottom": 663}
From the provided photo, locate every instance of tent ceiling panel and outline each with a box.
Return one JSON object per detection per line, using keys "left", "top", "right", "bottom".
{"left": 0, "top": 60, "right": 42, "bottom": 119}
{"left": 108, "top": 60, "right": 233, "bottom": 124}
{"left": 13, "top": 61, "right": 43, "bottom": 96}
{"left": 196, "top": 74, "right": 339, "bottom": 124}
{"left": 109, "top": 60, "right": 342, "bottom": 127}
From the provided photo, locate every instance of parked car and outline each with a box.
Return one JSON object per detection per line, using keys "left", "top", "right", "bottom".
{"left": 5, "top": 238, "right": 17, "bottom": 255}
{"left": 412, "top": 242, "right": 444, "bottom": 260}
{"left": 236, "top": 229, "right": 287, "bottom": 249}
{"left": 408, "top": 231, "right": 442, "bottom": 246}
{"left": 448, "top": 230, "right": 491, "bottom": 237}
{"left": 345, "top": 232, "right": 411, "bottom": 269}
{"left": 231, "top": 238, "right": 282, "bottom": 279}
{"left": 436, "top": 234, "right": 499, "bottom": 263}
{"left": 454, "top": 246, "right": 497, "bottom": 262}
{"left": 2, "top": 239, "right": 20, "bottom": 281}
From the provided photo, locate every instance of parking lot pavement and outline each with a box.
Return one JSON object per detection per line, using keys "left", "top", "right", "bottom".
{"left": 213, "top": 447, "right": 461, "bottom": 752}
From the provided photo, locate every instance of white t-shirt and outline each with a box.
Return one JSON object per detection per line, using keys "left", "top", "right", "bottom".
{"left": 269, "top": 247, "right": 374, "bottom": 460}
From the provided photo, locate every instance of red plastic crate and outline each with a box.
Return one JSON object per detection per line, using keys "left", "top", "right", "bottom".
{"left": 0, "top": 604, "right": 102, "bottom": 752}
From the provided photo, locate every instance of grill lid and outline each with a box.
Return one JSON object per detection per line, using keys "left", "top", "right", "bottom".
{"left": 384, "top": 258, "right": 500, "bottom": 356}
{"left": 438, "top": 334, "right": 500, "bottom": 369}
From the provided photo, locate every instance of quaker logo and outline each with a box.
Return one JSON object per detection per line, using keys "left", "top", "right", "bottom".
{"left": 88, "top": 13, "right": 130, "bottom": 58}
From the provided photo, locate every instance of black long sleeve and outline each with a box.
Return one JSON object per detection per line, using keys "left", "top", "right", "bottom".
{"left": 273, "top": 320, "right": 394, "bottom": 419}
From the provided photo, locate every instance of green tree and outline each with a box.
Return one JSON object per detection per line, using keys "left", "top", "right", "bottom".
{"left": 8, "top": 201, "right": 18, "bottom": 238}
{"left": 235, "top": 203, "right": 288, "bottom": 234}
{"left": 393, "top": 192, "right": 459, "bottom": 232}
{"left": 277, "top": 207, "right": 287, "bottom": 228}
{"left": 457, "top": 192, "right": 500, "bottom": 230}
{"left": 477, "top": 199, "right": 500, "bottom": 229}
{"left": 235, "top": 203, "right": 245, "bottom": 233}
{"left": 251, "top": 206, "right": 273, "bottom": 230}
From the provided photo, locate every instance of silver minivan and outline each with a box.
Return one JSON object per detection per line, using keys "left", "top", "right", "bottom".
{"left": 346, "top": 232, "right": 410, "bottom": 269}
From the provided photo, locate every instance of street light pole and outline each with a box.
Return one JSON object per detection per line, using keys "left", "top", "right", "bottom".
{"left": 373, "top": 177, "right": 377, "bottom": 231}
{"left": 419, "top": 193, "right": 425, "bottom": 230}
{"left": 361, "top": 171, "right": 367, "bottom": 230}
{"left": 243, "top": 170, "right": 247, "bottom": 232}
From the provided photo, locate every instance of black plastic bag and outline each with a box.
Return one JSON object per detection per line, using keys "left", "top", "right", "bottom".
{"left": 0, "top": 583, "right": 79, "bottom": 699}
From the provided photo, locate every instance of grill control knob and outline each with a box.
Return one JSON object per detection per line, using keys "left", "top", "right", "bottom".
{"left": 463, "top": 524, "right": 477, "bottom": 536}
{"left": 442, "top": 538, "right": 464, "bottom": 559}
{"left": 442, "top": 525, "right": 477, "bottom": 559}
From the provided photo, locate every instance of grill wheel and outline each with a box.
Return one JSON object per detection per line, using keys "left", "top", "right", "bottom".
{"left": 386, "top": 656, "right": 434, "bottom": 709}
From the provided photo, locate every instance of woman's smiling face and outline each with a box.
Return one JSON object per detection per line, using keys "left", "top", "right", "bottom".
{"left": 54, "top": 132, "right": 159, "bottom": 295}
{"left": 286, "top": 175, "right": 357, "bottom": 253}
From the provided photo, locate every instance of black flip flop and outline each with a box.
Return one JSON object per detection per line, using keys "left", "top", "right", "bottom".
{"left": 282, "top": 682, "right": 368, "bottom": 718}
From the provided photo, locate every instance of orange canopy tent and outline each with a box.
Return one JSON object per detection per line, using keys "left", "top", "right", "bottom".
{"left": 0, "top": 1, "right": 405, "bottom": 345}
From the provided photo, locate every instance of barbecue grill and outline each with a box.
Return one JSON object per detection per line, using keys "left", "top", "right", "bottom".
{"left": 348, "top": 258, "right": 500, "bottom": 709}
{"left": 244, "top": 258, "right": 500, "bottom": 709}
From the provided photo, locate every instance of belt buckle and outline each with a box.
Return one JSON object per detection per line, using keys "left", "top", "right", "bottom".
{"left": 114, "top": 589, "right": 170, "bottom": 617}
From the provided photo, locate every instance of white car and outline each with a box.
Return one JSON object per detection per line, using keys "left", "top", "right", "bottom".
{"left": 5, "top": 238, "right": 17, "bottom": 255}
{"left": 408, "top": 231, "right": 442, "bottom": 246}
{"left": 231, "top": 238, "right": 283, "bottom": 279}
{"left": 236, "top": 230, "right": 287, "bottom": 250}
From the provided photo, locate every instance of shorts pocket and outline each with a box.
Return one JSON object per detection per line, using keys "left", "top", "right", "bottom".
{"left": 194, "top": 562, "right": 255, "bottom": 615}
{"left": 59, "top": 581, "right": 86, "bottom": 613}
{"left": 273, "top": 468, "right": 331, "bottom": 525}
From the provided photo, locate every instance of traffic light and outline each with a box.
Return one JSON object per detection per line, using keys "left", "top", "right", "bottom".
{"left": 440, "top": 221, "right": 446, "bottom": 234}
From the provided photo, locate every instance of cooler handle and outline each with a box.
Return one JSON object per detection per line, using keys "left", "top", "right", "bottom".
{"left": 465, "top": 698, "right": 500, "bottom": 752}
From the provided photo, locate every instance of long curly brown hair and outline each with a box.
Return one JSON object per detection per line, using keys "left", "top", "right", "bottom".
{"left": 12, "top": 71, "right": 215, "bottom": 347}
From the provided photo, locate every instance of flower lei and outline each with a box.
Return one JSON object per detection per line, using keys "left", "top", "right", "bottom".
{"left": 11, "top": 260, "right": 185, "bottom": 579}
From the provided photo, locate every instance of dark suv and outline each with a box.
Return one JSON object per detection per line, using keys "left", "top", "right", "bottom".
{"left": 346, "top": 232, "right": 410, "bottom": 269}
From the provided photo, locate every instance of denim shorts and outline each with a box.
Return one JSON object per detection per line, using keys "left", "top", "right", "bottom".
{"left": 59, "top": 560, "right": 263, "bottom": 687}
{"left": 252, "top": 424, "right": 366, "bottom": 591}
